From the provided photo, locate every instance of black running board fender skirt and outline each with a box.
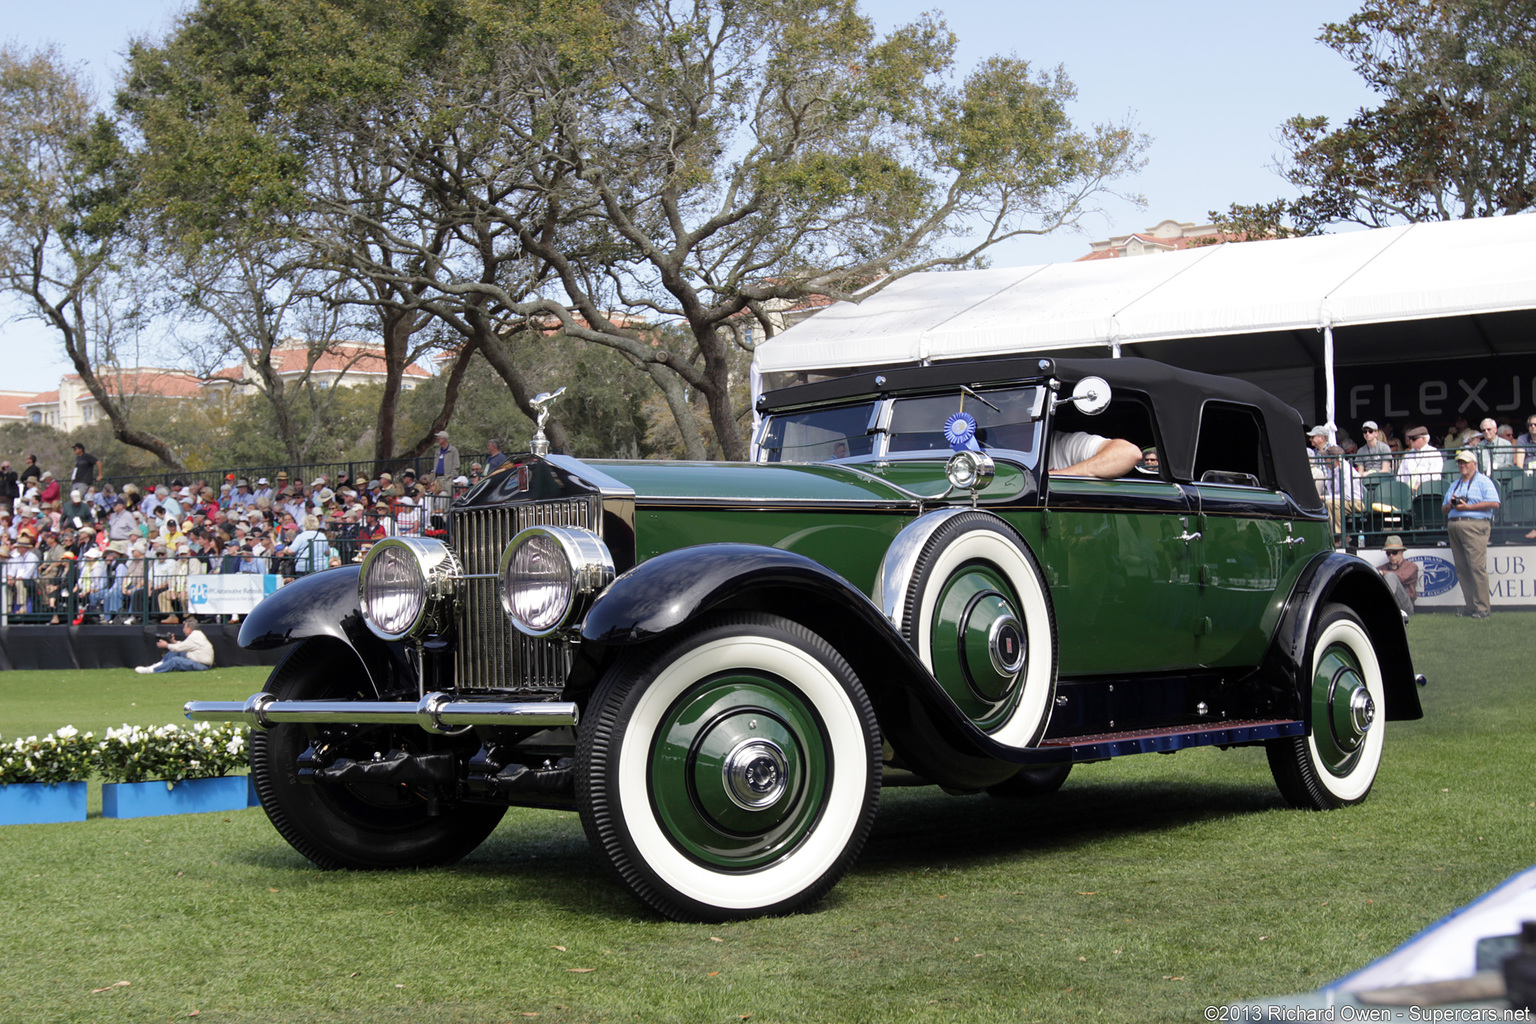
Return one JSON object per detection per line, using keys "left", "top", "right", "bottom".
{"left": 236, "top": 565, "right": 412, "bottom": 696}
{"left": 577, "top": 542, "right": 1070, "bottom": 789}
{"left": 1260, "top": 551, "right": 1424, "bottom": 723}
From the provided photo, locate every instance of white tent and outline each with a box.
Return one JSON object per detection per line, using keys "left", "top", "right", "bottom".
{"left": 752, "top": 217, "right": 1536, "bottom": 431}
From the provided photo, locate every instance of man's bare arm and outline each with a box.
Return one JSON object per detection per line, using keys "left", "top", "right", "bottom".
{"left": 1055, "top": 438, "right": 1143, "bottom": 478}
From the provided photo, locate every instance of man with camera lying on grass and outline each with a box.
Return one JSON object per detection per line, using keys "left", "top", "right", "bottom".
{"left": 135, "top": 618, "right": 215, "bottom": 674}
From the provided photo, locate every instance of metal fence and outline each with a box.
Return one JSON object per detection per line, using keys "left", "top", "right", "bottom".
{"left": 2, "top": 542, "right": 338, "bottom": 626}
{"left": 1319, "top": 448, "right": 1536, "bottom": 551}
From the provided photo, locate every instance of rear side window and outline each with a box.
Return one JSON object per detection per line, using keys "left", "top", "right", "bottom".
{"left": 1193, "top": 403, "right": 1275, "bottom": 488}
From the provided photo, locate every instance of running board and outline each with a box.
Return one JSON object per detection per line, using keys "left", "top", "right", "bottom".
{"left": 1036, "top": 718, "right": 1305, "bottom": 763}
{"left": 185, "top": 692, "right": 578, "bottom": 734}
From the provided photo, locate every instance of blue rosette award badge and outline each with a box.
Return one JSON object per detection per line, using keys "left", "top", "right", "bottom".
{"left": 944, "top": 411, "right": 980, "bottom": 452}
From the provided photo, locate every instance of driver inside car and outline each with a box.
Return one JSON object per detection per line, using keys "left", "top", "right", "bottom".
{"left": 1049, "top": 431, "right": 1144, "bottom": 478}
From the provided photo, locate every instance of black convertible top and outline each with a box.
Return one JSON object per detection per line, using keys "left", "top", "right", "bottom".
{"left": 759, "top": 355, "right": 1318, "bottom": 510}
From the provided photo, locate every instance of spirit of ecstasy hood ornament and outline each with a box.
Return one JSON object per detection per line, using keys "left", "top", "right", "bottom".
{"left": 529, "top": 387, "right": 566, "bottom": 456}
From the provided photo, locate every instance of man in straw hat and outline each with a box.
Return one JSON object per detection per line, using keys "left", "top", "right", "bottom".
{"left": 5, "top": 527, "right": 40, "bottom": 613}
{"left": 1375, "top": 535, "right": 1419, "bottom": 618}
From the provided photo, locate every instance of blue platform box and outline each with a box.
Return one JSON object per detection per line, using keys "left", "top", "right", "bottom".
{"left": 0, "top": 782, "right": 88, "bottom": 825}
{"left": 102, "top": 776, "right": 251, "bottom": 819}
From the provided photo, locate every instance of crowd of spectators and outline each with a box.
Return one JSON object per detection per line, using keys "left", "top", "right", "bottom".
{"left": 1308, "top": 414, "right": 1535, "bottom": 544}
{"left": 1308, "top": 415, "right": 1536, "bottom": 477}
{"left": 1, "top": 431, "right": 489, "bottom": 625}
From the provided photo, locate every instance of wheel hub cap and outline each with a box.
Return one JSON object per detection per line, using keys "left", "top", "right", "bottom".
{"left": 1349, "top": 687, "right": 1376, "bottom": 735}
{"left": 649, "top": 676, "right": 828, "bottom": 869}
{"left": 723, "top": 738, "right": 789, "bottom": 809}
{"left": 1313, "top": 641, "right": 1373, "bottom": 777}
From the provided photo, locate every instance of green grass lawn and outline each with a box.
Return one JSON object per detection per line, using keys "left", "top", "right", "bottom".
{"left": 0, "top": 615, "right": 1531, "bottom": 1023}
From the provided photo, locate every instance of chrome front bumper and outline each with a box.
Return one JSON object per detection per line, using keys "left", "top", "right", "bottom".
{"left": 186, "top": 692, "right": 579, "bottom": 733}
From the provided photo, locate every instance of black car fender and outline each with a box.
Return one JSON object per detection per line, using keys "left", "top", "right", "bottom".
{"left": 237, "top": 565, "right": 412, "bottom": 696}
{"left": 576, "top": 543, "right": 1051, "bottom": 789}
{"left": 1261, "top": 551, "right": 1424, "bottom": 722}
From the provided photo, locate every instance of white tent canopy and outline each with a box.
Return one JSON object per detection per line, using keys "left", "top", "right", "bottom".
{"left": 752, "top": 217, "right": 1536, "bottom": 429}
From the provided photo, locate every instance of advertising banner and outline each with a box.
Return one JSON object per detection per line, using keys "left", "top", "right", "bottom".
{"left": 186, "top": 574, "right": 283, "bottom": 615}
{"left": 1364, "top": 546, "right": 1536, "bottom": 608}
{"left": 1336, "top": 354, "right": 1536, "bottom": 430}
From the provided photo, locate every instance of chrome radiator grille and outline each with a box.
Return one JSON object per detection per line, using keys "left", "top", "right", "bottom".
{"left": 450, "top": 497, "right": 599, "bottom": 691}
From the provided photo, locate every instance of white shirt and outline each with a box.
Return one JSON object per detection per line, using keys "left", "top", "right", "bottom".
{"left": 1048, "top": 431, "right": 1109, "bottom": 472}
{"left": 6, "top": 549, "right": 39, "bottom": 582}
{"left": 1397, "top": 443, "right": 1442, "bottom": 489}
{"left": 168, "top": 628, "right": 216, "bottom": 667}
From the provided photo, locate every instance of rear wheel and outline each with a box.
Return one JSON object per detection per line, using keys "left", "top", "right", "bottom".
{"left": 577, "top": 613, "right": 881, "bottom": 921}
{"left": 249, "top": 641, "right": 505, "bottom": 869}
{"left": 1267, "top": 604, "right": 1385, "bottom": 809}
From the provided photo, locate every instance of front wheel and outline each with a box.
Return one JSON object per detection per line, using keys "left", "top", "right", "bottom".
{"left": 576, "top": 613, "right": 881, "bottom": 921}
{"left": 249, "top": 640, "right": 506, "bottom": 869}
{"left": 1266, "top": 604, "right": 1386, "bottom": 809}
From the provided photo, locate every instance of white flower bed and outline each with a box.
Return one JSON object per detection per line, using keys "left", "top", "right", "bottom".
{"left": 0, "top": 722, "right": 249, "bottom": 785}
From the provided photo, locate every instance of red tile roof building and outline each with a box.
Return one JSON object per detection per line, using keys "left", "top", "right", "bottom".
{"left": 14, "top": 340, "right": 431, "bottom": 431}
{"left": 1078, "top": 219, "right": 1237, "bottom": 261}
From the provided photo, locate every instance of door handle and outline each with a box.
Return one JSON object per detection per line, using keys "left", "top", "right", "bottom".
{"left": 1175, "top": 531, "right": 1201, "bottom": 543}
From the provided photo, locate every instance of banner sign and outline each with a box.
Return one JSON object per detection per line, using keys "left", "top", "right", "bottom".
{"left": 186, "top": 574, "right": 283, "bottom": 615}
{"left": 1337, "top": 355, "right": 1536, "bottom": 431}
{"left": 1366, "top": 546, "right": 1536, "bottom": 608}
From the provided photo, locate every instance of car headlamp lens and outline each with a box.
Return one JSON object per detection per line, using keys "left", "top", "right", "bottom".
{"left": 500, "top": 526, "right": 614, "bottom": 637}
{"left": 359, "top": 538, "right": 459, "bottom": 640}
{"left": 946, "top": 450, "right": 995, "bottom": 492}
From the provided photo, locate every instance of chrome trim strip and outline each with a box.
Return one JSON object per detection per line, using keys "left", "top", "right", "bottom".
{"left": 873, "top": 507, "right": 980, "bottom": 630}
{"left": 636, "top": 497, "right": 919, "bottom": 511}
{"left": 185, "top": 692, "right": 579, "bottom": 731}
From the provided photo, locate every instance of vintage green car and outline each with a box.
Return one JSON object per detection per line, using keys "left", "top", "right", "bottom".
{"left": 188, "top": 357, "right": 1422, "bottom": 921}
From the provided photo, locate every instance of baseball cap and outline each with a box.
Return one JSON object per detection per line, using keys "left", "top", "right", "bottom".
{"left": 1361, "top": 420, "right": 1379, "bottom": 431}
{"left": 1455, "top": 449, "right": 1477, "bottom": 463}
{"left": 1307, "top": 425, "right": 1329, "bottom": 438}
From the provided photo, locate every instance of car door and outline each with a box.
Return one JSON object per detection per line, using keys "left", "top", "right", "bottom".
{"left": 1186, "top": 402, "right": 1317, "bottom": 666}
{"left": 1037, "top": 375, "right": 1202, "bottom": 684}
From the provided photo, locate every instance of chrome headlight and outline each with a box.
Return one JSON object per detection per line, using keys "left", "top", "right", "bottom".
{"left": 946, "top": 449, "right": 995, "bottom": 492}
{"left": 359, "top": 537, "right": 461, "bottom": 641}
{"left": 499, "top": 526, "right": 614, "bottom": 637}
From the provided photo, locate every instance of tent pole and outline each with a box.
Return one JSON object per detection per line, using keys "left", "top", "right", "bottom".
{"left": 1323, "top": 324, "right": 1337, "bottom": 443}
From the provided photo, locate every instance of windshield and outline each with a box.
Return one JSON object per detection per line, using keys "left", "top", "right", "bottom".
{"left": 759, "top": 386, "right": 1043, "bottom": 463}
{"left": 757, "top": 402, "right": 877, "bottom": 462}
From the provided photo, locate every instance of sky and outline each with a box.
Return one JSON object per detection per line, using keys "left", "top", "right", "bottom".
{"left": 0, "top": 0, "right": 1380, "bottom": 393}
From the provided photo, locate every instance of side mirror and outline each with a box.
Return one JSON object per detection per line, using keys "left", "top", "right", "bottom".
{"left": 1067, "top": 376, "right": 1112, "bottom": 416}
{"left": 1052, "top": 376, "right": 1112, "bottom": 416}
